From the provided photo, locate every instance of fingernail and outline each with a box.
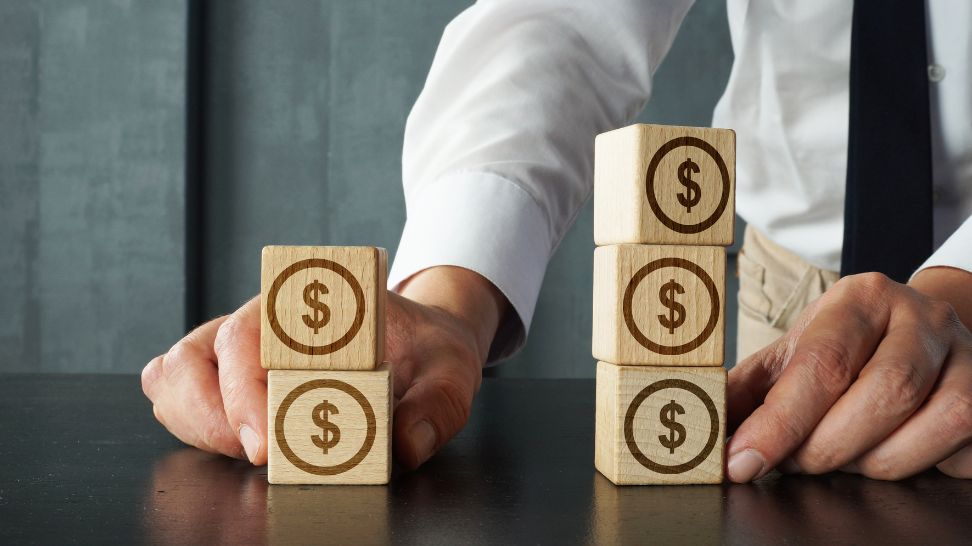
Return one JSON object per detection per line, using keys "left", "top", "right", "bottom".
{"left": 728, "top": 449, "right": 766, "bottom": 483}
{"left": 779, "top": 458, "right": 802, "bottom": 474}
{"left": 409, "top": 420, "right": 437, "bottom": 464}
{"left": 239, "top": 424, "right": 260, "bottom": 463}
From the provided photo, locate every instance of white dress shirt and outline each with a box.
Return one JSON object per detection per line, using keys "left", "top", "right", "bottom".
{"left": 389, "top": 0, "right": 972, "bottom": 360}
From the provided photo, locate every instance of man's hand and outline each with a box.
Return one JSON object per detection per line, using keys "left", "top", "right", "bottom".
{"left": 141, "top": 266, "right": 507, "bottom": 469}
{"left": 727, "top": 267, "right": 972, "bottom": 482}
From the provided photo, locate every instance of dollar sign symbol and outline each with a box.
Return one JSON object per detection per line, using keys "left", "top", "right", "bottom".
{"left": 311, "top": 400, "right": 341, "bottom": 455}
{"left": 657, "top": 279, "right": 686, "bottom": 335}
{"left": 658, "top": 400, "right": 686, "bottom": 454}
{"left": 677, "top": 158, "right": 702, "bottom": 213}
{"left": 302, "top": 280, "right": 330, "bottom": 334}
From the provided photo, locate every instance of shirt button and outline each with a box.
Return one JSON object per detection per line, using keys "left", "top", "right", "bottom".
{"left": 928, "top": 63, "right": 946, "bottom": 82}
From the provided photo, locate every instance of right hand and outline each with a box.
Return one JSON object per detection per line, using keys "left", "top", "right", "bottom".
{"left": 141, "top": 266, "right": 507, "bottom": 469}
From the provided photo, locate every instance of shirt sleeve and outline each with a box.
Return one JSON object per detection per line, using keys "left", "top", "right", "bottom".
{"left": 915, "top": 215, "right": 972, "bottom": 276}
{"left": 389, "top": 0, "right": 694, "bottom": 361}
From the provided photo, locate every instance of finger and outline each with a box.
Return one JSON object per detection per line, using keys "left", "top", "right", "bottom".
{"left": 215, "top": 296, "right": 268, "bottom": 465}
{"left": 790, "top": 301, "right": 951, "bottom": 473}
{"left": 727, "top": 338, "right": 786, "bottom": 432}
{"left": 938, "top": 443, "right": 972, "bottom": 479}
{"left": 726, "top": 274, "right": 894, "bottom": 482}
{"left": 141, "top": 355, "right": 166, "bottom": 401}
{"left": 392, "top": 347, "right": 479, "bottom": 470}
{"left": 150, "top": 346, "right": 243, "bottom": 459}
{"left": 726, "top": 297, "right": 828, "bottom": 432}
{"left": 851, "top": 348, "right": 972, "bottom": 480}
{"left": 142, "top": 315, "right": 228, "bottom": 401}
{"left": 384, "top": 292, "right": 418, "bottom": 402}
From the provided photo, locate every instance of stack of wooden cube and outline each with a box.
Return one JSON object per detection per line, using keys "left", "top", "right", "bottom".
{"left": 593, "top": 124, "right": 735, "bottom": 484}
{"left": 261, "top": 246, "right": 391, "bottom": 485}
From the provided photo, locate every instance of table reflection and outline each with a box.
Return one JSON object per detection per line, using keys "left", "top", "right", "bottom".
{"left": 143, "top": 448, "right": 970, "bottom": 545}
{"left": 723, "top": 472, "right": 972, "bottom": 545}
{"left": 144, "top": 449, "right": 389, "bottom": 545}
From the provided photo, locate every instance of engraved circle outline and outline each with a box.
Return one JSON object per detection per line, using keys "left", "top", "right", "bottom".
{"left": 267, "top": 258, "right": 366, "bottom": 355}
{"left": 623, "top": 379, "right": 720, "bottom": 474}
{"left": 645, "top": 136, "right": 730, "bottom": 234}
{"left": 622, "top": 257, "right": 720, "bottom": 355}
{"left": 275, "top": 379, "right": 377, "bottom": 476}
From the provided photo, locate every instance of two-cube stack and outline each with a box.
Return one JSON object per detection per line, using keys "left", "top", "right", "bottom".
{"left": 593, "top": 124, "right": 735, "bottom": 485}
{"left": 261, "top": 246, "right": 391, "bottom": 484}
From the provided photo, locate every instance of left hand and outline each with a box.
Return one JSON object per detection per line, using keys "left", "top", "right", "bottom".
{"left": 726, "top": 268, "right": 972, "bottom": 482}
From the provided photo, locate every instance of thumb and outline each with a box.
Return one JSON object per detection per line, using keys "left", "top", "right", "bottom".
{"left": 727, "top": 296, "right": 827, "bottom": 432}
{"left": 392, "top": 368, "right": 476, "bottom": 470}
{"left": 382, "top": 291, "right": 483, "bottom": 470}
{"left": 215, "top": 296, "right": 268, "bottom": 465}
{"left": 727, "top": 336, "right": 788, "bottom": 433}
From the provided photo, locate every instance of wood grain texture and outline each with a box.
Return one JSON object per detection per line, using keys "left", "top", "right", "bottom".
{"left": 594, "top": 124, "right": 735, "bottom": 246}
{"left": 261, "top": 246, "right": 386, "bottom": 370}
{"left": 268, "top": 367, "right": 391, "bottom": 485}
{"left": 595, "top": 362, "right": 725, "bottom": 485}
{"left": 593, "top": 244, "right": 725, "bottom": 366}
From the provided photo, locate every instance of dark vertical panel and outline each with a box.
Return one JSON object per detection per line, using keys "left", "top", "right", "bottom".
{"left": 0, "top": 1, "right": 187, "bottom": 372}
{"left": 203, "top": 1, "right": 334, "bottom": 316}
{"left": 185, "top": 0, "right": 206, "bottom": 330}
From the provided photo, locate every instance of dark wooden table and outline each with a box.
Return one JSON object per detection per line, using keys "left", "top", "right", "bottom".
{"left": 1, "top": 374, "right": 970, "bottom": 545}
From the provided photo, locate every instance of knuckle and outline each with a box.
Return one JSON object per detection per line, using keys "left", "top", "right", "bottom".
{"left": 198, "top": 413, "right": 231, "bottom": 450}
{"left": 867, "top": 363, "right": 927, "bottom": 413}
{"left": 925, "top": 300, "right": 961, "bottom": 332}
{"left": 159, "top": 349, "right": 185, "bottom": 379}
{"left": 764, "top": 406, "right": 808, "bottom": 449}
{"left": 939, "top": 390, "right": 972, "bottom": 436}
{"left": 141, "top": 355, "right": 164, "bottom": 394}
{"left": 152, "top": 404, "right": 167, "bottom": 426}
{"left": 858, "top": 454, "right": 907, "bottom": 481}
{"left": 855, "top": 271, "right": 894, "bottom": 294}
{"left": 801, "top": 340, "right": 856, "bottom": 391}
{"left": 428, "top": 376, "right": 473, "bottom": 431}
{"left": 213, "top": 316, "right": 240, "bottom": 356}
{"left": 837, "top": 272, "right": 895, "bottom": 309}
{"left": 219, "top": 371, "right": 248, "bottom": 407}
{"left": 161, "top": 339, "right": 204, "bottom": 377}
{"left": 795, "top": 445, "right": 839, "bottom": 474}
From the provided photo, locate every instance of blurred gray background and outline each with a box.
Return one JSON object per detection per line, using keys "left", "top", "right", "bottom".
{"left": 0, "top": 0, "right": 737, "bottom": 376}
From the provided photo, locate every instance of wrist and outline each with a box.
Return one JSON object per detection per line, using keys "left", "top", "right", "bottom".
{"left": 909, "top": 266, "right": 972, "bottom": 330}
{"left": 397, "top": 266, "right": 509, "bottom": 362}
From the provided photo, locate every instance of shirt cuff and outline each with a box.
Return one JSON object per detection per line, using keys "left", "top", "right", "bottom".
{"left": 389, "top": 171, "right": 553, "bottom": 362}
{"left": 914, "top": 215, "right": 972, "bottom": 277}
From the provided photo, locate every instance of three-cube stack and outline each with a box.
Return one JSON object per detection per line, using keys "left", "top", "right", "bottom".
{"left": 593, "top": 124, "right": 735, "bottom": 484}
{"left": 261, "top": 246, "right": 391, "bottom": 484}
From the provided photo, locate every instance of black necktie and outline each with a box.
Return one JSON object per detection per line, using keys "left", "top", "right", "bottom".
{"left": 841, "top": 0, "right": 934, "bottom": 282}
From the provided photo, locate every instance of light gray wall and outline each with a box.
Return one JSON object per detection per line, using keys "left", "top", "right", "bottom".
{"left": 0, "top": 1, "right": 186, "bottom": 372}
{"left": 1, "top": 1, "right": 734, "bottom": 376}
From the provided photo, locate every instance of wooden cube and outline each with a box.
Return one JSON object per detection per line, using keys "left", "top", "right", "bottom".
{"left": 593, "top": 244, "right": 725, "bottom": 366}
{"left": 261, "top": 246, "right": 386, "bottom": 370}
{"left": 594, "top": 124, "right": 735, "bottom": 246}
{"left": 595, "top": 362, "right": 726, "bottom": 485}
{"left": 267, "top": 367, "right": 392, "bottom": 485}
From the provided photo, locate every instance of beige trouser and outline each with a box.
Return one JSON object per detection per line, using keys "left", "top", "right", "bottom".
{"left": 735, "top": 225, "right": 841, "bottom": 362}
